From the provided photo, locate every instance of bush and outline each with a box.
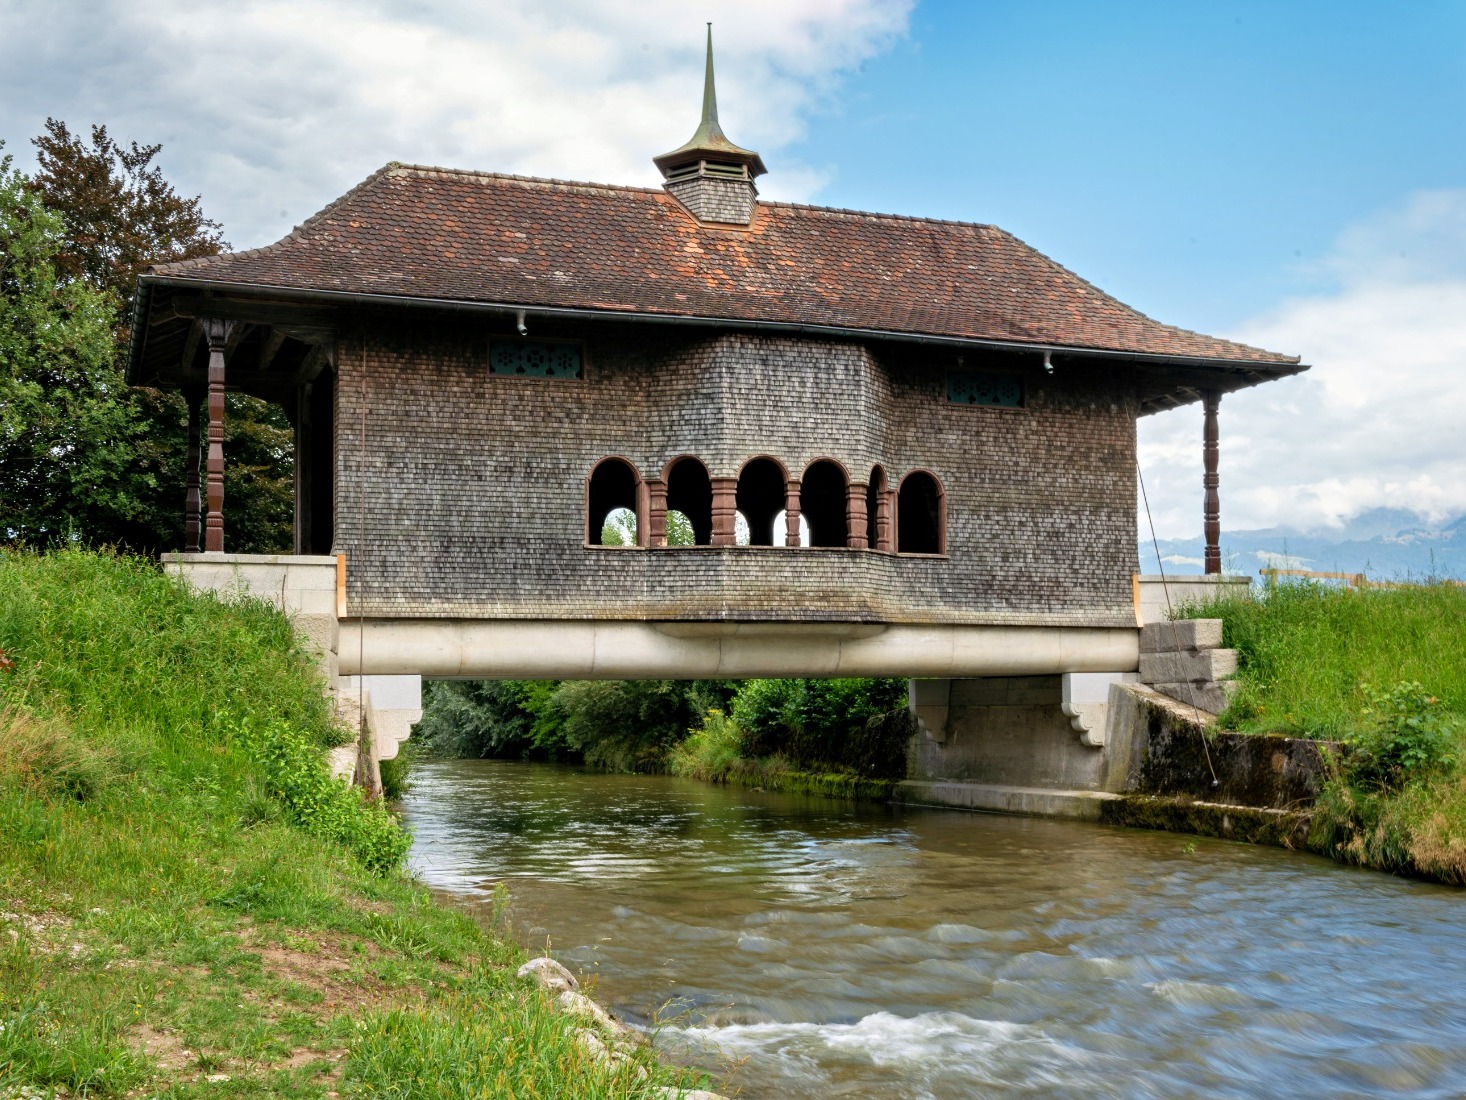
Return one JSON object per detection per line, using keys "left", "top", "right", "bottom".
{"left": 666, "top": 709, "right": 744, "bottom": 781}
{"left": 229, "top": 714, "right": 410, "bottom": 874}
{"left": 731, "top": 678, "right": 907, "bottom": 773}
{"left": 1346, "top": 681, "right": 1457, "bottom": 791}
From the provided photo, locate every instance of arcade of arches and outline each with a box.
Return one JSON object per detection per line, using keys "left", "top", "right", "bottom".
{"left": 586, "top": 456, "right": 945, "bottom": 555}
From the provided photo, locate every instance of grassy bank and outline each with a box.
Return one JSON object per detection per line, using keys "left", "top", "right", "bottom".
{"left": 1181, "top": 581, "right": 1466, "bottom": 883}
{"left": 0, "top": 550, "right": 706, "bottom": 1098}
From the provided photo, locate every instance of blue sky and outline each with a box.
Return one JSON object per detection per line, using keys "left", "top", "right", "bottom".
{"left": 2, "top": 0, "right": 1462, "bottom": 540}
{"left": 801, "top": 1, "right": 1466, "bottom": 331}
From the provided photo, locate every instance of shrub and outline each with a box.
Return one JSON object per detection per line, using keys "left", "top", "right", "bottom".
{"left": 229, "top": 714, "right": 410, "bottom": 874}
{"left": 667, "top": 709, "right": 744, "bottom": 781}
{"left": 1346, "top": 681, "right": 1457, "bottom": 791}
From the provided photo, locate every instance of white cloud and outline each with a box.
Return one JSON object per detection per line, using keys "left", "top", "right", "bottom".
{"left": 0, "top": 0, "right": 911, "bottom": 247}
{"left": 1138, "top": 189, "right": 1466, "bottom": 539}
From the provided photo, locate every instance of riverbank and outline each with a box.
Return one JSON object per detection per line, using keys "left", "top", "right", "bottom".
{"left": 0, "top": 550, "right": 707, "bottom": 1097}
{"left": 1181, "top": 581, "right": 1466, "bottom": 884}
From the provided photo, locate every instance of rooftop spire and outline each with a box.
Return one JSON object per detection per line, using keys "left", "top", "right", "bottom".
{"left": 653, "top": 24, "right": 767, "bottom": 182}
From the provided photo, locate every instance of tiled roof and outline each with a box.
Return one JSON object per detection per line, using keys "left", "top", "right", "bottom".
{"left": 151, "top": 163, "right": 1297, "bottom": 366}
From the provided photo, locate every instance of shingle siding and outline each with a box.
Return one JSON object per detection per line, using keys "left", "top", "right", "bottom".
{"left": 333, "top": 319, "right": 1139, "bottom": 626}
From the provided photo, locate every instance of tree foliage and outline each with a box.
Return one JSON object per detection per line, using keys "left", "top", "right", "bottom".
{"left": 0, "top": 122, "right": 292, "bottom": 553}
{"left": 0, "top": 150, "right": 137, "bottom": 544}
{"left": 29, "top": 119, "right": 226, "bottom": 329}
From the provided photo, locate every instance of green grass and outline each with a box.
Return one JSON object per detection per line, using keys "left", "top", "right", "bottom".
{"left": 1180, "top": 580, "right": 1466, "bottom": 740}
{"left": 0, "top": 549, "right": 709, "bottom": 1097}
{"left": 1179, "top": 580, "right": 1466, "bottom": 883}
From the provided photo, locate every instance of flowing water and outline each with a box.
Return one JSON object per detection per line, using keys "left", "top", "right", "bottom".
{"left": 401, "top": 759, "right": 1466, "bottom": 1099}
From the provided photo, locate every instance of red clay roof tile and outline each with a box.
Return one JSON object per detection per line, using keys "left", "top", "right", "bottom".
{"left": 152, "top": 163, "right": 1297, "bottom": 365}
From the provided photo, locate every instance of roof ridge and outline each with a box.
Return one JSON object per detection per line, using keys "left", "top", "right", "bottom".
{"left": 386, "top": 162, "right": 669, "bottom": 197}
{"left": 152, "top": 161, "right": 406, "bottom": 274}
{"left": 756, "top": 197, "right": 998, "bottom": 233}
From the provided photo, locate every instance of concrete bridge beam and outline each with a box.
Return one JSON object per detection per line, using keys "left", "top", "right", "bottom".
{"left": 336, "top": 619, "right": 1139, "bottom": 680}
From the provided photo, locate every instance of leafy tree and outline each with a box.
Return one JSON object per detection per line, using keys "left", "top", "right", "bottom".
{"left": 30, "top": 119, "right": 225, "bottom": 329}
{"left": 0, "top": 149, "right": 137, "bottom": 544}
{"left": 5, "top": 120, "right": 293, "bottom": 553}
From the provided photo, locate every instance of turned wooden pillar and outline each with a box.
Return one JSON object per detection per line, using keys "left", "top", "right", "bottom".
{"left": 784, "top": 480, "right": 802, "bottom": 547}
{"left": 646, "top": 478, "right": 668, "bottom": 547}
{"left": 182, "top": 385, "right": 204, "bottom": 553}
{"left": 1203, "top": 390, "right": 1221, "bottom": 575}
{"left": 202, "top": 319, "right": 234, "bottom": 553}
{"left": 846, "top": 482, "right": 869, "bottom": 550}
{"left": 710, "top": 476, "right": 737, "bottom": 547}
{"left": 874, "top": 488, "right": 894, "bottom": 552}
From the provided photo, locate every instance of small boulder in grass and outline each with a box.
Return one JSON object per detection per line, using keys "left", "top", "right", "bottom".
{"left": 655, "top": 1090, "right": 731, "bottom": 1100}
{"left": 556, "top": 990, "right": 627, "bottom": 1034}
{"left": 517, "top": 956, "right": 578, "bottom": 994}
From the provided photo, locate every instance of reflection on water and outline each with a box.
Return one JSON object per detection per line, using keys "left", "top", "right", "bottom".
{"left": 402, "top": 759, "right": 1466, "bottom": 1099}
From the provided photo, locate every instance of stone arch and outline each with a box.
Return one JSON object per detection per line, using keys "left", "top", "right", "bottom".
{"left": 736, "top": 456, "right": 789, "bottom": 547}
{"left": 662, "top": 456, "right": 713, "bottom": 546}
{"left": 586, "top": 457, "right": 645, "bottom": 546}
{"left": 896, "top": 469, "right": 946, "bottom": 555}
{"left": 800, "top": 459, "right": 849, "bottom": 549}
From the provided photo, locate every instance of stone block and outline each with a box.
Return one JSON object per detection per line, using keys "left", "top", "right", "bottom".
{"left": 1149, "top": 680, "right": 1237, "bottom": 714}
{"left": 1140, "top": 619, "right": 1224, "bottom": 654}
{"left": 1140, "top": 648, "right": 1237, "bottom": 683}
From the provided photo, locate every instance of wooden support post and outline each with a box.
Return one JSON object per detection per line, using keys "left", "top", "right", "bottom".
{"left": 1203, "top": 390, "right": 1221, "bottom": 575}
{"left": 202, "top": 319, "right": 234, "bottom": 553}
{"left": 183, "top": 385, "right": 204, "bottom": 553}
{"left": 645, "top": 479, "right": 667, "bottom": 547}
{"left": 294, "top": 382, "right": 313, "bottom": 555}
{"left": 846, "top": 482, "right": 869, "bottom": 550}
{"left": 784, "top": 480, "right": 802, "bottom": 547}
{"left": 710, "top": 477, "right": 737, "bottom": 547}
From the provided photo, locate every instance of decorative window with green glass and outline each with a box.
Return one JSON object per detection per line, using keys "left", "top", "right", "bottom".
{"left": 947, "top": 372, "right": 1022, "bottom": 407}
{"left": 490, "top": 340, "right": 583, "bottom": 379}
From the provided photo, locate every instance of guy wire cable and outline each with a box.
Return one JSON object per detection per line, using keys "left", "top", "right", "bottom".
{"left": 1137, "top": 460, "right": 1220, "bottom": 789}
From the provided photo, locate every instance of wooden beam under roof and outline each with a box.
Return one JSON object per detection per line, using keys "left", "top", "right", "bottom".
{"left": 258, "top": 328, "right": 288, "bottom": 373}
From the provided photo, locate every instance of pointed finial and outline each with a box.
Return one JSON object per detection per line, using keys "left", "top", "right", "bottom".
{"left": 701, "top": 24, "right": 719, "bottom": 131}
{"left": 653, "top": 24, "right": 766, "bottom": 181}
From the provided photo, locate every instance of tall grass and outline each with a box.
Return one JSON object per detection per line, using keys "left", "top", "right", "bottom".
{"left": 0, "top": 550, "right": 707, "bottom": 1096}
{"left": 1180, "top": 580, "right": 1466, "bottom": 739}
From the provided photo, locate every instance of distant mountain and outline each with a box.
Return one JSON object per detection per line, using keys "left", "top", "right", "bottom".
{"left": 1140, "top": 508, "right": 1466, "bottom": 581}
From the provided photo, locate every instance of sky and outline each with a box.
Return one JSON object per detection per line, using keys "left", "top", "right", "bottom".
{"left": 2, "top": 0, "right": 1462, "bottom": 541}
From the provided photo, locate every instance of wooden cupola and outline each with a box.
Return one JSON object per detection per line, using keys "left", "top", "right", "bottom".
{"left": 653, "top": 26, "right": 766, "bottom": 226}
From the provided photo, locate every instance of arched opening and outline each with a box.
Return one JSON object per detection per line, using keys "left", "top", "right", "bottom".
{"left": 867, "top": 465, "right": 889, "bottom": 551}
{"left": 897, "top": 470, "right": 945, "bottom": 554}
{"left": 800, "top": 460, "right": 849, "bottom": 548}
{"left": 587, "top": 458, "right": 642, "bottom": 546}
{"left": 736, "top": 457, "right": 788, "bottom": 547}
{"left": 664, "top": 457, "right": 713, "bottom": 546}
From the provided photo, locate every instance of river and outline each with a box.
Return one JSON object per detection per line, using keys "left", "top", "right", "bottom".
{"left": 401, "top": 759, "right": 1466, "bottom": 1099}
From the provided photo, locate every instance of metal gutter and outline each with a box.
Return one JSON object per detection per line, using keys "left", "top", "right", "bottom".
{"left": 128, "top": 273, "right": 1308, "bottom": 381}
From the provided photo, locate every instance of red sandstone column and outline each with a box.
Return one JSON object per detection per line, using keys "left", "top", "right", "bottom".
{"left": 875, "top": 488, "right": 894, "bottom": 552}
{"left": 183, "top": 385, "right": 204, "bottom": 553}
{"left": 202, "top": 319, "right": 233, "bottom": 553}
{"left": 846, "top": 482, "right": 869, "bottom": 549}
{"left": 646, "top": 478, "right": 667, "bottom": 547}
{"left": 711, "top": 477, "right": 737, "bottom": 547}
{"left": 1203, "top": 391, "right": 1221, "bottom": 575}
{"left": 784, "top": 480, "right": 802, "bottom": 547}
